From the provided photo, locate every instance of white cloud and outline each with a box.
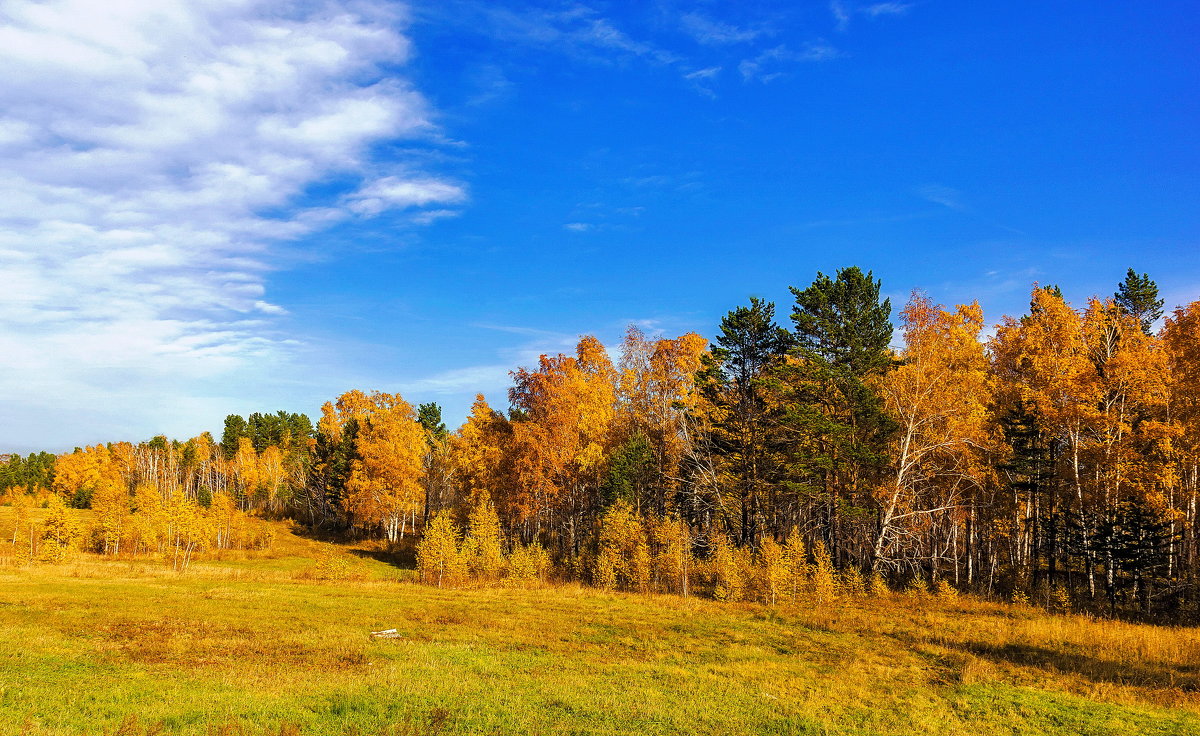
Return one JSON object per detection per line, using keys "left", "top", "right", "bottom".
{"left": 397, "top": 364, "right": 515, "bottom": 396}
{"left": 863, "top": 3, "right": 913, "bottom": 18}
{"left": 684, "top": 66, "right": 722, "bottom": 81}
{"left": 680, "top": 13, "right": 762, "bottom": 46}
{"left": 347, "top": 176, "right": 468, "bottom": 215}
{"left": 0, "top": 0, "right": 465, "bottom": 448}
{"left": 393, "top": 322, "right": 585, "bottom": 410}
{"left": 564, "top": 222, "right": 592, "bottom": 231}
{"left": 830, "top": 1, "right": 913, "bottom": 30}
{"left": 411, "top": 209, "right": 464, "bottom": 225}
{"left": 918, "top": 184, "right": 967, "bottom": 211}
{"left": 830, "top": 1, "right": 852, "bottom": 31}
{"left": 472, "top": 4, "right": 678, "bottom": 67}
{"left": 799, "top": 42, "right": 840, "bottom": 63}
{"left": 739, "top": 43, "right": 839, "bottom": 83}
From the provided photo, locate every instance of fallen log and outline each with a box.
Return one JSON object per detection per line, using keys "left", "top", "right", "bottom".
{"left": 370, "top": 628, "right": 402, "bottom": 639}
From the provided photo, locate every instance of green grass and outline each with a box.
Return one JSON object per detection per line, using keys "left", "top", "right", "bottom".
{"left": 1, "top": 516, "right": 1198, "bottom": 734}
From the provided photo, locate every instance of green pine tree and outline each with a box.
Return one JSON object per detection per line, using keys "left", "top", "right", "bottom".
{"left": 780, "top": 266, "right": 897, "bottom": 566}
{"left": 696, "top": 297, "right": 792, "bottom": 545}
{"left": 221, "top": 414, "right": 249, "bottom": 459}
{"left": 1114, "top": 268, "right": 1164, "bottom": 335}
{"left": 417, "top": 402, "right": 449, "bottom": 440}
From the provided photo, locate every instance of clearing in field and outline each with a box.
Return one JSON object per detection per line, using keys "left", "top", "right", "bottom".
{"left": 1, "top": 516, "right": 1199, "bottom": 735}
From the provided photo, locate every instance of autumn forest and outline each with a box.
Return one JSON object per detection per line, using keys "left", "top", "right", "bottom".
{"left": 5, "top": 267, "right": 1200, "bottom": 623}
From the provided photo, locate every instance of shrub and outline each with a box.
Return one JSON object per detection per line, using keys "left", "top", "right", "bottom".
{"left": 934, "top": 578, "right": 958, "bottom": 601}
{"left": 417, "top": 512, "right": 465, "bottom": 587}
{"left": 711, "top": 535, "right": 744, "bottom": 602}
{"left": 505, "top": 542, "right": 551, "bottom": 584}
{"left": 811, "top": 541, "right": 838, "bottom": 604}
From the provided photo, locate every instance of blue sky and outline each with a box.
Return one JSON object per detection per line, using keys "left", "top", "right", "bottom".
{"left": 1, "top": 0, "right": 1197, "bottom": 452}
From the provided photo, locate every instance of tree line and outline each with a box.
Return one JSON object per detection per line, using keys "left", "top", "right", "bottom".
{"left": 4, "top": 267, "right": 1199, "bottom": 620}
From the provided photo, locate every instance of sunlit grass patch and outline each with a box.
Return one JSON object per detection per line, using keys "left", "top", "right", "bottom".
{"left": 1, "top": 520, "right": 1198, "bottom": 735}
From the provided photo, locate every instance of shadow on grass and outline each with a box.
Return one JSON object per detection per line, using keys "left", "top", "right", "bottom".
{"left": 951, "top": 640, "right": 1200, "bottom": 692}
{"left": 286, "top": 522, "right": 360, "bottom": 545}
{"left": 286, "top": 522, "right": 417, "bottom": 570}
{"left": 348, "top": 547, "right": 415, "bottom": 570}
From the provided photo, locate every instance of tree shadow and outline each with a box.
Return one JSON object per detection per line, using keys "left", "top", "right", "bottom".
{"left": 286, "top": 522, "right": 359, "bottom": 544}
{"left": 950, "top": 640, "right": 1200, "bottom": 692}
{"left": 348, "top": 546, "right": 416, "bottom": 570}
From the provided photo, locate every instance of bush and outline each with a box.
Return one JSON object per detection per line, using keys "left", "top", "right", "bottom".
{"left": 711, "top": 535, "right": 744, "bottom": 602}
{"left": 934, "top": 579, "right": 958, "bottom": 601}
{"left": 505, "top": 542, "right": 551, "bottom": 585}
{"left": 417, "top": 512, "right": 465, "bottom": 587}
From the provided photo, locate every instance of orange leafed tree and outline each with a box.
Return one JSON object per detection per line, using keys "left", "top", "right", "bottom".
{"left": 52, "top": 446, "right": 103, "bottom": 503}
{"left": 232, "top": 437, "right": 260, "bottom": 509}
{"left": 990, "top": 287, "right": 1099, "bottom": 587}
{"left": 341, "top": 391, "right": 427, "bottom": 542}
{"left": 1163, "top": 301, "right": 1200, "bottom": 574}
{"left": 448, "top": 394, "right": 513, "bottom": 518}
{"left": 873, "top": 294, "right": 993, "bottom": 573}
{"left": 1079, "top": 297, "right": 1170, "bottom": 598}
{"left": 257, "top": 444, "right": 288, "bottom": 514}
{"left": 1082, "top": 299, "right": 1169, "bottom": 498}
{"left": 509, "top": 336, "right": 617, "bottom": 548}
{"left": 616, "top": 327, "right": 707, "bottom": 513}
{"left": 51, "top": 445, "right": 131, "bottom": 555}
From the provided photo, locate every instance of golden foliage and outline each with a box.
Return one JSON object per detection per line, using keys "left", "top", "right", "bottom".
{"left": 39, "top": 495, "right": 80, "bottom": 564}
{"left": 509, "top": 336, "right": 618, "bottom": 523}
{"left": 753, "top": 537, "right": 786, "bottom": 605}
{"left": 711, "top": 535, "right": 745, "bottom": 602}
{"left": 417, "top": 512, "right": 465, "bottom": 587}
{"left": 340, "top": 391, "right": 426, "bottom": 543}
{"left": 504, "top": 542, "right": 551, "bottom": 584}
{"left": 448, "top": 396, "right": 512, "bottom": 518}
{"left": 594, "top": 500, "right": 651, "bottom": 592}
{"left": 781, "top": 527, "right": 808, "bottom": 604}
{"left": 649, "top": 515, "right": 693, "bottom": 596}
{"left": 811, "top": 540, "right": 838, "bottom": 605}
{"left": 462, "top": 491, "right": 505, "bottom": 580}
{"left": 873, "top": 293, "right": 994, "bottom": 571}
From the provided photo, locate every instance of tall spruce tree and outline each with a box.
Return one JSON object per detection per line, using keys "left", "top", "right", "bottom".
{"left": 600, "top": 432, "right": 655, "bottom": 511}
{"left": 790, "top": 266, "right": 894, "bottom": 375}
{"left": 1114, "top": 268, "right": 1164, "bottom": 335}
{"left": 696, "top": 297, "right": 792, "bottom": 545}
{"left": 417, "top": 403, "right": 448, "bottom": 440}
{"left": 417, "top": 402, "right": 452, "bottom": 524}
{"left": 782, "top": 267, "right": 896, "bottom": 564}
{"left": 220, "top": 414, "right": 248, "bottom": 459}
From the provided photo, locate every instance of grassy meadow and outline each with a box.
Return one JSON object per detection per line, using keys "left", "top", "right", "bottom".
{"left": 1, "top": 508, "right": 1199, "bottom": 735}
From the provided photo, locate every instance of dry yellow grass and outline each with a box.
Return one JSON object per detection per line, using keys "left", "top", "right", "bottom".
{"left": 1, "top": 508, "right": 1198, "bottom": 734}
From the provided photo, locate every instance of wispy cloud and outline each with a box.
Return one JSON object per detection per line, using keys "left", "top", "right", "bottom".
{"left": 0, "top": 0, "right": 463, "bottom": 447}
{"left": 396, "top": 364, "right": 516, "bottom": 397}
{"left": 395, "top": 322, "right": 585, "bottom": 404}
{"left": 917, "top": 184, "right": 967, "bottom": 211}
{"left": 916, "top": 185, "right": 1030, "bottom": 236}
{"left": 346, "top": 177, "right": 467, "bottom": 216}
{"left": 453, "top": 3, "right": 679, "bottom": 67}
{"left": 680, "top": 13, "right": 763, "bottom": 46}
{"left": 682, "top": 65, "right": 722, "bottom": 98}
{"left": 401, "top": 316, "right": 691, "bottom": 409}
{"left": 739, "top": 43, "right": 839, "bottom": 82}
{"left": 863, "top": 3, "right": 914, "bottom": 18}
{"left": 684, "top": 66, "right": 722, "bottom": 81}
{"left": 466, "top": 64, "right": 516, "bottom": 107}
{"left": 421, "top": 3, "right": 905, "bottom": 98}
{"left": 831, "top": 0, "right": 914, "bottom": 30}
{"left": 830, "top": 1, "right": 852, "bottom": 32}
